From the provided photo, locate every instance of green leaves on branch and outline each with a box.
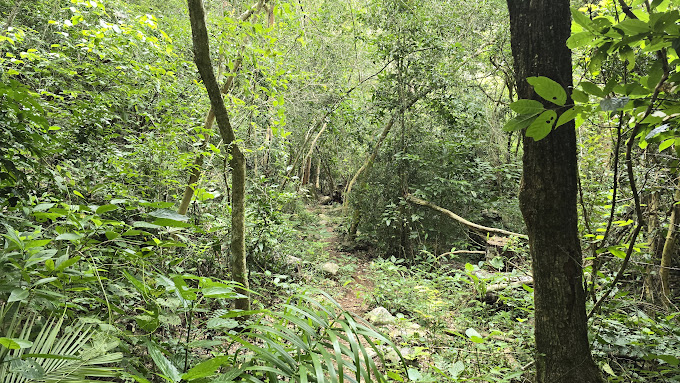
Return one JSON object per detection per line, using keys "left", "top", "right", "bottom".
{"left": 503, "top": 76, "right": 574, "bottom": 141}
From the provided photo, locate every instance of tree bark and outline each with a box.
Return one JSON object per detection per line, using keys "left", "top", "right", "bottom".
{"left": 188, "top": 0, "right": 249, "bottom": 311}
{"left": 644, "top": 189, "right": 662, "bottom": 303}
{"left": 507, "top": 0, "right": 602, "bottom": 381}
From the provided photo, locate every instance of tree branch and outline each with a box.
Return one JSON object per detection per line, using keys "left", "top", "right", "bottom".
{"left": 405, "top": 194, "right": 528, "bottom": 240}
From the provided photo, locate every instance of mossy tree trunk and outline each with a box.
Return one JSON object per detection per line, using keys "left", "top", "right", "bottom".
{"left": 188, "top": 0, "right": 249, "bottom": 311}
{"left": 507, "top": 0, "right": 602, "bottom": 381}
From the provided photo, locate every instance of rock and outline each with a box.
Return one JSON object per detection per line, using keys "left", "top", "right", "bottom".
{"left": 285, "top": 255, "right": 302, "bottom": 265}
{"left": 390, "top": 321, "right": 423, "bottom": 340}
{"left": 319, "top": 196, "right": 332, "bottom": 205}
{"left": 365, "top": 348, "right": 378, "bottom": 360}
{"left": 384, "top": 347, "right": 415, "bottom": 365}
{"left": 321, "top": 262, "right": 340, "bottom": 275}
{"left": 365, "top": 306, "right": 395, "bottom": 326}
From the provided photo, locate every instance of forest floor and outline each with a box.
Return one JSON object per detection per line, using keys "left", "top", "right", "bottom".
{"left": 311, "top": 203, "right": 375, "bottom": 317}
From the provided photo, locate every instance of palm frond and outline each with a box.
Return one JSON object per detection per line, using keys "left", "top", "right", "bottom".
{"left": 0, "top": 313, "right": 122, "bottom": 383}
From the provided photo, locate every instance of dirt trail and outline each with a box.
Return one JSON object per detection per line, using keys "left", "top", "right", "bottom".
{"left": 314, "top": 205, "right": 374, "bottom": 316}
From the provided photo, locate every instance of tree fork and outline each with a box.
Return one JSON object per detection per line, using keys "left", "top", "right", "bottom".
{"left": 188, "top": 0, "right": 250, "bottom": 311}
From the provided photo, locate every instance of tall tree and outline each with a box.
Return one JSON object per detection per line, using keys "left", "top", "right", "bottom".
{"left": 506, "top": 1, "right": 602, "bottom": 381}
{"left": 188, "top": 0, "right": 249, "bottom": 311}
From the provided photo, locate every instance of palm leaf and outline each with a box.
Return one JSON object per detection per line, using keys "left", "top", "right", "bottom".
{"left": 0, "top": 313, "right": 122, "bottom": 383}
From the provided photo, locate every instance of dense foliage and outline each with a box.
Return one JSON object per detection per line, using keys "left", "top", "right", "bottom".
{"left": 1, "top": 0, "right": 679, "bottom": 382}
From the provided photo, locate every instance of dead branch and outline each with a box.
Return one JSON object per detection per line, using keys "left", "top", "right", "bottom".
{"left": 405, "top": 194, "right": 528, "bottom": 240}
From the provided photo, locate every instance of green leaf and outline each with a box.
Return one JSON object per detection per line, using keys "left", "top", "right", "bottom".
{"left": 609, "top": 246, "right": 626, "bottom": 259}
{"left": 567, "top": 31, "right": 595, "bottom": 49}
{"left": 526, "top": 110, "right": 557, "bottom": 141}
{"left": 571, "top": 89, "right": 589, "bottom": 103}
{"left": 96, "top": 204, "right": 119, "bottom": 214}
{"left": 657, "top": 354, "right": 680, "bottom": 366}
{"left": 152, "top": 218, "right": 193, "bottom": 228}
{"left": 146, "top": 342, "right": 181, "bottom": 383}
{"left": 503, "top": 114, "right": 539, "bottom": 132}
{"left": 55, "top": 233, "right": 83, "bottom": 241}
{"left": 465, "top": 328, "right": 485, "bottom": 343}
{"left": 509, "top": 99, "right": 545, "bottom": 114}
{"left": 580, "top": 81, "right": 605, "bottom": 97}
{"left": 172, "top": 275, "right": 197, "bottom": 300}
{"left": 9, "top": 288, "right": 29, "bottom": 302}
{"left": 571, "top": 8, "right": 595, "bottom": 32}
{"left": 615, "top": 19, "right": 650, "bottom": 35}
{"left": 659, "top": 138, "right": 674, "bottom": 152}
{"left": 600, "top": 97, "right": 630, "bottom": 111}
{"left": 202, "top": 286, "right": 238, "bottom": 298}
{"left": 133, "top": 221, "right": 161, "bottom": 229}
{"left": 206, "top": 318, "right": 239, "bottom": 329}
{"left": 182, "top": 356, "right": 231, "bottom": 380}
{"left": 149, "top": 209, "right": 189, "bottom": 222}
{"left": 527, "top": 77, "right": 567, "bottom": 106}
{"left": 556, "top": 107, "right": 577, "bottom": 128}
{"left": 602, "top": 362, "right": 616, "bottom": 376}
{"left": 0, "top": 337, "right": 33, "bottom": 350}
{"left": 105, "top": 231, "right": 120, "bottom": 240}
{"left": 56, "top": 255, "right": 80, "bottom": 271}
{"left": 588, "top": 49, "right": 608, "bottom": 75}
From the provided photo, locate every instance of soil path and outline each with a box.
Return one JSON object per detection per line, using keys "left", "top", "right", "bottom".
{"left": 313, "top": 204, "right": 374, "bottom": 317}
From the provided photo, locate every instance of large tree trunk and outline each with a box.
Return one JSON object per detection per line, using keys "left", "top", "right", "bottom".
{"left": 188, "top": 0, "right": 250, "bottom": 311}
{"left": 507, "top": 0, "right": 602, "bottom": 382}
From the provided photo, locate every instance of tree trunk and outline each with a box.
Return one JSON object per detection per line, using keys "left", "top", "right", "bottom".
{"left": 188, "top": 0, "right": 250, "bottom": 311}
{"left": 507, "top": 0, "right": 602, "bottom": 382}
{"left": 314, "top": 157, "right": 321, "bottom": 190}
{"left": 660, "top": 185, "right": 680, "bottom": 307}
{"left": 644, "top": 189, "right": 662, "bottom": 303}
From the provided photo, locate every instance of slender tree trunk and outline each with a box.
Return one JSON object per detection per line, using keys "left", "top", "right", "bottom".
{"left": 344, "top": 93, "right": 424, "bottom": 202}
{"left": 660, "top": 184, "right": 680, "bottom": 307}
{"left": 188, "top": 0, "right": 250, "bottom": 311}
{"left": 644, "top": 189, "right": 662, "bottom": 302}
{"left": 507, "top": 0, "right": 602, "bottom": 382}
{"left": 178, "top": 0, "right": 265, "bottom": 214}
{"left": 314, "top": 157, "right": 321, "bottom": 190}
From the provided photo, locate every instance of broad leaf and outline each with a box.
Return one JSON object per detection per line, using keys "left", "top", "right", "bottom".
{"left": 580, "top": 81, "right": 605, "bottom": 97}
{"left": 556, "top": 107, "right": 577, "bottom": 128}
{"left": 8, "top": 288, "right": 29, "bottom": 302}
{"left": 182, "top": 356, "right": 232, "bottom": 380}
{"left": 465, "top": 328, "right": 485, "bottom": 344}
{"left": 527, "top": 77, "right": 567, "bottom": 106}
{"left": 146, "top": 342, "right": 181, "bottom": 383}
{"left": 149, "top": 209, "right": 189, "bottom": 222}
{"left": 600, "top": 97, "right": 630, "bottom": 111}
{"left": 55, "top": 233, "right": 83, "bottom": 241}
{"left": 503, "top": 113, "right": 539, "bottom": 132}
{"left": 509, "top": 99, "right": 545, "bottom": 114}
{"left": 526, "top": 110, "right": 557, "bottom": 141}
{"left": 0, "top": 337, "right": 33, "bottom": 350}
{"left": 571, "top": 8, "right": 595, "bottom": 32}
{"left": 567, "top": 31, "right": 595, "bottom": 48}
{"left": 96, "top": 204, "right": 119, "bottom": 214}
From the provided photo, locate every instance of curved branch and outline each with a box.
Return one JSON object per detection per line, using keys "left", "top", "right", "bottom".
{"left": 405, "top": 194, "right": 528, "bottom": 240}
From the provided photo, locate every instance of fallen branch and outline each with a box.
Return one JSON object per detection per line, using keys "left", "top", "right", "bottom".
{"left": 405, "top": 194, "right": 528, "bottom": 240}
{"left": 486, "top": 275, "right": 533, "bottom": 292}
{"left": 439, "top": 250, "right": 486, "bottom": 257}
